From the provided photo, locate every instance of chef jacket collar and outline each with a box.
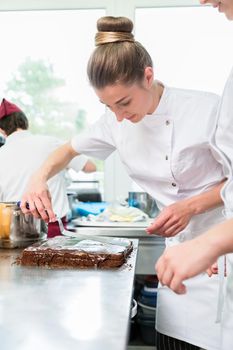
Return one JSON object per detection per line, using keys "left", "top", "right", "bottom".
{"left": 5, "top": 130, "right": 30, "bottom": 145}
{"left": 152, "top": 84, "right": 169, "bottom": 116}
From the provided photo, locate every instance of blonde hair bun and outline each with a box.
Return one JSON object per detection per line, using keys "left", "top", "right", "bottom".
{"left": 95, "top": 16, "right": 134, "bottom": 46}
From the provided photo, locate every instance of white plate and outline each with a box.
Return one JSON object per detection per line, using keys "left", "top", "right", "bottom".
{"left": 72, "top": 218, "right": 153, "bottom": 228}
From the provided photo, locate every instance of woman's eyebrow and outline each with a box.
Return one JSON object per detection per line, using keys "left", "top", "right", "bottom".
{"left": 100, "top": 96, "right": 129, "bottom": 106}
{"left": 115, "top": 96, "right": 129, "bottom": 104}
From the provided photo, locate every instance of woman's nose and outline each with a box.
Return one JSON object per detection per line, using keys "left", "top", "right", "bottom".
{"left": 110, "top": 106, "right": 125, "bottom": 121}
{"left": 115, "top": 111, "right": 125, "bottom": 122}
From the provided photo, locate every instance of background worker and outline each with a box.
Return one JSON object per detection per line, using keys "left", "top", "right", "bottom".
{"left": 0, "top": 98, "right": 96, "bottom": 237}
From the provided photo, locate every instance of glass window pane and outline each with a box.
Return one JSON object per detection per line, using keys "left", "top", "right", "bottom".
{"left": 0, "top": 9, "right": 105, "bottom": 193}
{"left": 0, "top": 9, "right": 105, "bottom": 138}
{"left": 136, "top": 7, "right": 233, "bottom": 94}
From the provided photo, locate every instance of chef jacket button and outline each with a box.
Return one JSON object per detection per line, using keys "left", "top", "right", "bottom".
{"left": 165, "top": 155, "right": 168, "bottom": 160}
{"left": 171, "top": 182, "right": 176, "bottom": 187}
{"left": 166, "top": 120, "right": 170, "bottom": 126}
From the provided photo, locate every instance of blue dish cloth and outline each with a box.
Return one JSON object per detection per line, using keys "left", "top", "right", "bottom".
{"left": 73, "top": 202, "right": 108, "bottom": 216}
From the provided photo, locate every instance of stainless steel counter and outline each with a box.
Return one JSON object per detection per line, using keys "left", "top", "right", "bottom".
{"left": 0, "top": 239, "right": 138, "bottom": 350}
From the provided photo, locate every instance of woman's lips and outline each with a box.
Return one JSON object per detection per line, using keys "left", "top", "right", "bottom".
{"left": 126, "top": 114, "right": 136, "bottom": 120}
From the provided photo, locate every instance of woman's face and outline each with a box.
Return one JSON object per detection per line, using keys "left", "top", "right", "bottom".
{"left": 95, "top": 68, "right": 157, "bottom": 123}
{"left": 200, "top": 0, "right": 233, "bottom": 20}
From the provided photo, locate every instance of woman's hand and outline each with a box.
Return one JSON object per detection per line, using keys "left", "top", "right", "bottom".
{"left": 20, "top": 177, "right": 56, "bottom": 223}
{"left": 146, "top": 180, "right": 225, "bottom": 237}
{"left": 155, "top": 239, "right": 217, "bottom": 294}
{"left": 146, "top": 199, "right": 194, "bottom": 237}
{"left": 155, "top": 219, "right": 233, "bottom": 294}
{"left": 20, "top": 142, "right": 78, "bottom": 223}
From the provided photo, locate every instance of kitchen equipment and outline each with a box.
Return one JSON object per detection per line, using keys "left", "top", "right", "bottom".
{"left": 57, "top": 216, "right": 130, "bottom": 247}
{"left": 67, "top": 180, "right": 102, "bottom": 202}
{"left": 66, "top": 191, "right": 78, "bottom": 220}
{"left": 128, "top": 192, "right": 159, "bottom": 218}
{"left": 129, "top": 299, "right": 138, "bottom": 342}
{"left": 0, "top": 202, "right": 47, "bottom": 248}
{"left": 136, "top": 276, "right": 157, "bottom": 346}
{"left": 131, "top": 298, "right": 137, "bottom": 319}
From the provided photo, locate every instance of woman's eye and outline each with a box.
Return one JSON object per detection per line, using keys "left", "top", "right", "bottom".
{"left": 120, "top": 100, "right": 130, "bottom": 107}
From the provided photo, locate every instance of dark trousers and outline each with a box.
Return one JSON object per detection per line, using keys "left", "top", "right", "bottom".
{"left": 156, "top": 332, "right": 200, "bottom": 350}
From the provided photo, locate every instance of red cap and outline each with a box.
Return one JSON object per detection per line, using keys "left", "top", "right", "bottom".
{"left": 0, "top": 98, "right": 22, "bottom": 120}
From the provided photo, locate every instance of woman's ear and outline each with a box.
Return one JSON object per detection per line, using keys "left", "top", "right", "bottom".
{"left": 144, "top": 67, "right": 154, "bottom": 88}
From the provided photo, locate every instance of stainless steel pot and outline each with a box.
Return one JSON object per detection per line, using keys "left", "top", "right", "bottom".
{"left": 0, "top": 202, "right": 47, "bottom": 248}
{"left": 128, "top": 192, "right": 159, "bottom": 218}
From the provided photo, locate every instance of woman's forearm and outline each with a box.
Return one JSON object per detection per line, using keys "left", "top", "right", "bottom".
{"left": 35, "top": 142, "right": 79, "bottom": 182}
{"left": 201, "top": 218, "right": 233, "bottom": 257}
{"left": 185, "top": 179, "right": 226, "bottom": 216}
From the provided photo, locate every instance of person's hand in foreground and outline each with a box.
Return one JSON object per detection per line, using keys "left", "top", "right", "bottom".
{"left": 155, "top": 219, "right": 233, "bottom": 294}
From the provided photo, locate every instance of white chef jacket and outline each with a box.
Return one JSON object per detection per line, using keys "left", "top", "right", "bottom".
{"left": 72, "top": 85, "right": 226, "bottom": 349}
{"left": 0, "top": 130, "right": 88, "bottom": 218}
{"left": 220, "top": 192, "right": 233, "bottom": 350}
{"left": 211, "top": 67, "right": 233, "bottom": 350}
{"left": 214, "top": 67, "right": 233, "bottom": 179}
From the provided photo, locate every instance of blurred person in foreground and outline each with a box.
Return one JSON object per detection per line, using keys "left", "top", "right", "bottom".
{"left": 156, "top": 1, "right": 233, "bottom": 349}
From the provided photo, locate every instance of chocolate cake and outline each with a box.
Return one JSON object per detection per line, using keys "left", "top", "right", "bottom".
{"left": 20, "top": 236, "right": 133, "bottom": 269}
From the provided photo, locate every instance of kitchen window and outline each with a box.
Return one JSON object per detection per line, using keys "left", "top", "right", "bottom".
{"left": 135, "top": 6, "right": 233, "bottom": 94}
{"left": 0, "top": 8, "right": 105, "bottom": 191}
{"left": 0, "top": 9, "right": 105, "bottom": 140}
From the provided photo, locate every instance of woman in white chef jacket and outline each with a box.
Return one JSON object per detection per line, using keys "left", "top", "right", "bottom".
{"left": 21, "top": 16, "right": 228, "bottom": 350}
{"left": 156, "top": 1, "right": 233, "bottom": 350}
